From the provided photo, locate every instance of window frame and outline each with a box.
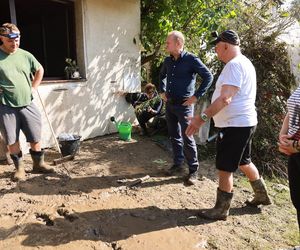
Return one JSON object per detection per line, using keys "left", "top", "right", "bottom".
{"left": 3, "top": 0, "right": 86, "bottom": 82}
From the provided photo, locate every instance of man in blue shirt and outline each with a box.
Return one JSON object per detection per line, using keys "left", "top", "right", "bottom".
{"left": 159, "top": 30, "right": 213, "bottom": 185}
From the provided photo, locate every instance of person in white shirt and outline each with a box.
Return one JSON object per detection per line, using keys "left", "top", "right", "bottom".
{"left": 186, "top": 30, "right": 271, "bottom": 220}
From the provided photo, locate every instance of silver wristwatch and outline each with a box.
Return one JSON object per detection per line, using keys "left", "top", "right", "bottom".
{"left": 200, "top": 113, "right": 208, "bottom": 122}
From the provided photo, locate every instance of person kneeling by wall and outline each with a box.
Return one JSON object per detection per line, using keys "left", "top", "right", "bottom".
{"left": 134, "top": 83, "right": 164, "bottom": 136}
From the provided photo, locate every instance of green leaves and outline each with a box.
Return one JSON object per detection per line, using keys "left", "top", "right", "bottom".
{"left": 64, "top": 58, "right": 79, "bottom": 74}
{"left": 141, "top": 0, "right": 238, "bottom": 65}
{"left": 280, "top": 11, "right": 290, "bottom": 17}
{"left": 225, "top": 10, "right": 237, "bottom": 18}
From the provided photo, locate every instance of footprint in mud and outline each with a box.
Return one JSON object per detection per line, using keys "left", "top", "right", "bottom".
{"left": 57, "top": 208, "right": 79, "bottom": 222}
{"left": 35, "top": 213, "right": 55, "bottom": 226}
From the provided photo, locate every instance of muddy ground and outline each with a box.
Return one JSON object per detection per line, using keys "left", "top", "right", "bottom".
{"left": 0, "top": 133, "right": 298, "bottom": 250}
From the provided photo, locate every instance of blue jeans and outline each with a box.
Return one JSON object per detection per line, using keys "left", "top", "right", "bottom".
{"left": 165, "top": 103, "right": 199, "bottom": 173}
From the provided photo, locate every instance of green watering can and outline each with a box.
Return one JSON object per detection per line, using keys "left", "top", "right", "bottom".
{"left": 110, "top": 117, "right": 132, "bottom": 141}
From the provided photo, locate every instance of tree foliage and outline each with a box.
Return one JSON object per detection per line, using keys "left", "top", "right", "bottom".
{"left": 141, "top": 0, "right": 238, "bottom": 68}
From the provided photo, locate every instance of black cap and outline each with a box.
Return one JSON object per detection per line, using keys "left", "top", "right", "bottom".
{"left": 211, "top": 30, "right": 240, "bottom": 46}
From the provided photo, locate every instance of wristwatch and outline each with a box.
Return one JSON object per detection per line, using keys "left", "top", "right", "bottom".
{"left": 200, "top": 113, "right": 208, "bottom": 122}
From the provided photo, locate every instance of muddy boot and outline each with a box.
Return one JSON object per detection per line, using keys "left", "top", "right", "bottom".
{"left": 245, "top": 177, "right": 272, "bottom": 206}
{"left": 10, "top": 151, "right": 26, "bottom": 182}
{"left": 198, "top": 188, "right": 233, "bottom": 221}
{"left": 30, "top": 149, "right": 54, "bottom": 173}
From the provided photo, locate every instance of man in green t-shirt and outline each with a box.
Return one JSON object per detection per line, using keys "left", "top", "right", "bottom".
{"left": 0, "top": 23, "right": 54, "bottom": 181}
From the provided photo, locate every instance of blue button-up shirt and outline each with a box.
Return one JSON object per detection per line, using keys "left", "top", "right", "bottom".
{"left": 159, "top": 51, "right": 213, "bottom": 99}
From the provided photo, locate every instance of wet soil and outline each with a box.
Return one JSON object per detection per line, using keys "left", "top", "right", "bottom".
{"left": 0, "top": 134, "right": 298, "bottom": 250}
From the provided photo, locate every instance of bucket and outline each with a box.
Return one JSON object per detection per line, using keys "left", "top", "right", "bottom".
{"left": 118, "top": 122, "right": 132, "bottom": 141}
{"left": 58, "top": 135, "right": 81, "bottom": 156}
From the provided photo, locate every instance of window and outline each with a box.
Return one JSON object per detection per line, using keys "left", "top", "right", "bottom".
{"left": 0, "top": 0, "right": 76, "bottom": 79}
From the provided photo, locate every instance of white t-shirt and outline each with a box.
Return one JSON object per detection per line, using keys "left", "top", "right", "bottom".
{"left": 211, "top": 54, "right": 258, "bottom": 128}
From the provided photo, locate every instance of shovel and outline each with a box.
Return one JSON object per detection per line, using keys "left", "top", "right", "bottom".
{"left": 36, "top": 89, "right": 74, "bottom": 166}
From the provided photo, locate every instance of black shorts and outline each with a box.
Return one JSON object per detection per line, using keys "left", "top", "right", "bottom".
{"left": 216, "top": 126, "right": 256, "bottom": 172}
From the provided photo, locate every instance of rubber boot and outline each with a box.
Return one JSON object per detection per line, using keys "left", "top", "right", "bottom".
{"left": 30, "top": 149, "right": 54, "bottom": 173}
{"left": 198, "top": 188, "right": 233, "bottom": 221}
{"left": 246, "top": 177, "right": 272, "bottom": 206}
{"left": 10, "top": 151, "right": 26, "bottom": 181}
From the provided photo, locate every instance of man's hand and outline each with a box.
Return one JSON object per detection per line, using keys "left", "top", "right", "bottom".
{"left": 183, "top": 96, "right": 197, "bottom": 106}
{"left": 278, "top": 145, "right": 292, "bottom": 155}
{"left": 31, "top": 66, "right": 44, "bottom": 90}
{"left": 185, "top": 115, "right": 204, "bottom": 136}
{"left": 279, "top": 134, "right": 292, "bottom": 146}
{"left": 160, "top": 93, "right": 167, "bottom": 102}
{"left": 278, "top": 141, "right": 295, "bottom": 156}
{"left": 278, "top": 134, "right": 298, "bottom": 155}
{"left": 147, "top": 107, "right": 156, "bottom": 114}
{"left": 114, "top": 90, "right": 127, "bottom": 96}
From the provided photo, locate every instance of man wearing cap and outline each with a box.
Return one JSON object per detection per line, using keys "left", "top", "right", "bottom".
{"left": 159, "top": 30, "right": 213, "bottom": 185}
{"left": 186, "top": 30, "right": 271, "bottom": 220}
{"left": 0, "top": 23, "right": 54, "bottom": 181}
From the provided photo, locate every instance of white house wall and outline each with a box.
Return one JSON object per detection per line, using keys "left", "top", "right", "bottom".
{"left": 32, "top": 0, "right": 140, "bottom": 151}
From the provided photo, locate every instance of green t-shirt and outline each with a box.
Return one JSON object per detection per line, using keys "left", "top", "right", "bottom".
{"left": 0, "top": 48, "right": 41, "bottom": 107}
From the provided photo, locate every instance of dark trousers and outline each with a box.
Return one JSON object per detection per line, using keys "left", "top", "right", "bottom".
{"left": 137, "top": 111, "right": 155, "bottom": 132}
{"left": 288, "top": 153, "right": 300, "bottom": 231}
{"left": 165, "top": 103, "right": 198, "bottom": 173}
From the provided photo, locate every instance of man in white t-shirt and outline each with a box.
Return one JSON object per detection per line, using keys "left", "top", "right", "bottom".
{"left": 186, "top": 30, "right": 271, "bottom": 220}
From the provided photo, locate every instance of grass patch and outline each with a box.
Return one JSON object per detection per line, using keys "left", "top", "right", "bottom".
{"left": 234, "top": 175, "right": 251, "bottom": 189}
{"left": 283, "top": 227, "right": 300, "bottom": 247}
{"left": 273, "top": 190, "right": 290, "bottom": 206}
